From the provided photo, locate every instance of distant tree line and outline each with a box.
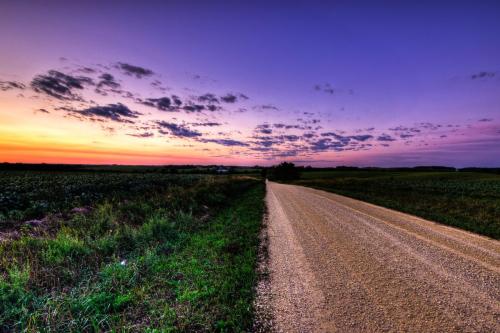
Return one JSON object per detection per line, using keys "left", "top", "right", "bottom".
{"left": 297, "top": 165, "right": 500, "bottom": 174}
{"left": 264, "top": 162, "right": 301, "bottom": 180}
{"left": 1, "top": 162, "right": 499, "bottom": 175}
{"left": 0, "top": 163, "right": 260, "bottom": 174}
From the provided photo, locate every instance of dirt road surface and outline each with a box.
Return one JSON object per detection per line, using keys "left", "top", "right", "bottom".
{"left": 264, "top": 181, "right": 500, "bottom": 332}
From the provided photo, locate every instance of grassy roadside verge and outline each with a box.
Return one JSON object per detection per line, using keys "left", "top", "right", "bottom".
{"left": 290, "top": 171, "right": 500, "bottom": 239}
{"left": 163, "top": 183, "right": 265, "bottom": 331}
{"left": 0, "top": 178, "right": 265, "bottom": 332}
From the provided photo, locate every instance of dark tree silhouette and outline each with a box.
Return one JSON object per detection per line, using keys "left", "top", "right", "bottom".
{"left": 267, "top": 162, "right": 300, "bottom": 181}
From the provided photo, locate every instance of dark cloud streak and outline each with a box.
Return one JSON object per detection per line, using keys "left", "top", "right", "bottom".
{"left": 471, "top": 71, "right": 496, "bottom": 80}
{"left": 377, "top": 134, "right": 396, "bottom": 142}
{"left": 31, "top": 70, "right": 93, "bottom": 100}
{"left": 70, "top": 103, "right": 141, "bottom": 123}
{"left": 0, "top": 80, "right": 26, "bottom": 91}
{"left": 116, "top": 62, "right": 154, "bottom": 78}
{"left": 156, "top": 121, "right": 201, "bottom": 138}
{"left": 199, "top": 138, "right": 249, "bottom": 147}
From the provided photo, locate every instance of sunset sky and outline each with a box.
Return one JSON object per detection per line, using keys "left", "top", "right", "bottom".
{"left": 1, "top": 1, "right": 499, "bottom": 167}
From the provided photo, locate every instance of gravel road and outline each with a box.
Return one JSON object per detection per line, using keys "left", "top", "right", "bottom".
{"left": 264, "top": 181, "right": 500, "bottom": 332}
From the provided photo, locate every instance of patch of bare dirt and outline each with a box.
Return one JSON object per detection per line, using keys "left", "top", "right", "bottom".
{"left": 0, "top": 206, "right": 92, "bottom": 242}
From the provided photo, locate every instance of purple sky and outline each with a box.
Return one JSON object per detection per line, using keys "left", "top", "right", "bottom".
{"left": 1, "top": 1, "right": 499, "bottom": 167}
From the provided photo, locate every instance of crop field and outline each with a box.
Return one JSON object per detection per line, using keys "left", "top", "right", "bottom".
{"left": 0, "top": 171, "right": 265, "bottom": 331}
{"left": 0, "top": 172, "right": 207, "bottom": 226}
{"left": 292, "top": 170, "right": 500, "bottom": 239}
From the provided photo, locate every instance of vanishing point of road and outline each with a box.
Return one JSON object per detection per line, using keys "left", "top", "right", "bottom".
{"left": 263, "top": 181, "right": 500, "bottom": 332}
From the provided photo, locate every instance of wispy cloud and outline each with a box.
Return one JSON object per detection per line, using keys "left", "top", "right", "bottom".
{"left": 0, "top": 80, "right": 25, "bottom": 91}
{"left": 314, "top": 83, "right": 354, "bottom": 95}
{"left": 68, "top": 103, "right": 142, "bottom": 123}
{"left": 310, "top": 138, "right": 346, "bottom": 152}
{"left": 314, "top": 83, "right": 335, "bottom": 94}
{"left": 255, "top": 123, "right": 272, "bottom": 134}
{"left": 377, "top": 134, "right": 396, "bottom": 142}
{"left": 97, "top": 73, "right": 120, "bottom": 89}
{"left": 116, "top": 62, "right": 154, "bottom": 78}
{"left": 31, "top": 70, "right": 93, "bottom": 101}
{"left": 199, "top": 138, "right": 249, "bottom": 147}
{"left": 141, "top": 97, "right": 179, "bottom": 111}
{"left": 197, "top": 93, "right": 219, "bottom": 104}
{"left": 220, "top": 93, "right": 248, "bottom": 103}
{"left": 253, "top": 104, "right": 279, "bottom": 111}
{"left": 156, "top": 121, "right": 201, "bottom": 138}
{"left": 128, "top": 132, "right": 154, "bottom": 138}
{"left": 191, "top": 122, "right": 222, "bottom": 127}
{"left": 470, "top": 71, "right": 496, "bottom": 80}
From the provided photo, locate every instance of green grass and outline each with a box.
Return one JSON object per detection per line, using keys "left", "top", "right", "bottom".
{"left": 0, "top": 173, "right": 265, "bottom": 332}
{"left": 291, "top": 170, "right": 500, "bottom": 239}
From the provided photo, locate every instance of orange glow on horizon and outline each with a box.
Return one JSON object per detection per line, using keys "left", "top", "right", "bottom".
{"left": 0, "top": 97, "right": 231, "bottom": 165}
